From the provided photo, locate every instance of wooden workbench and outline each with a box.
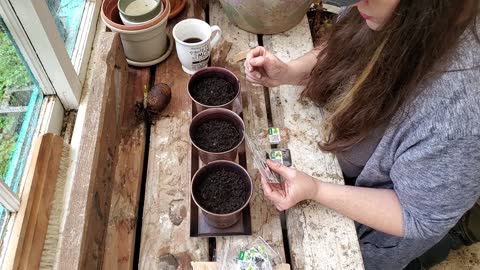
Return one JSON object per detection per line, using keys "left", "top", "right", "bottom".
{"left": 116, "top": 0, "right": 365, "bottom": 269}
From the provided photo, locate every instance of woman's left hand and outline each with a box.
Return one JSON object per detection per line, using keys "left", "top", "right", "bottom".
{"left": 261, "top": 160, "right": 320, "bottom": 211}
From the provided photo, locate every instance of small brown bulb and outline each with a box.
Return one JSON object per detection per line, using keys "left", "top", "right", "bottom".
{"left": 147, "top": 83, "right": 172, "bottom": 116}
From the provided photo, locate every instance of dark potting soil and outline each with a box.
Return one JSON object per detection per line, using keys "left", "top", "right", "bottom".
{"left": 195, "top": 168, "right": 249, "bottom": 214}
{"left": 190, "top": 77, "right": 236, "bottom": 106}
{"left": 192, "top": 119, "right": 241, "bottom": 152}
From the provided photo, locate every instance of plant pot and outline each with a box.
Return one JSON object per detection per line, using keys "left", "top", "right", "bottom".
{"left": 101, "top": 0, "right": 170, "bottom": 31}
{"left": 218, "top": 0, "right": 313, "bottom": 34}
{"left": 190, "top": 108, "right": 245, "bottom": 164}
{"left": 188, "top": 67, "right": 240, "bottom": 113}
{"left": 168, "top": 0, "right": 187, "bottom": 19}
{"left": 191, "top": 160, "right": 253, "bottom": 228}
{"left": 118, "top": 0, "right": 162, "bottom": 23}
{"left": 119, "top": 1, "right": 164, "bottom": 26}
{"left": 101, "top": 0, "right": 171, "bottom": 62}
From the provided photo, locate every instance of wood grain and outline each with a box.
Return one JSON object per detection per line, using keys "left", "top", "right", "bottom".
{"left": 209, "top": 1, "right": 286, "bottom": 262}
{"left": 263, "top": 16, "right": 365, "bottom": 270}
{"left": 138, "top": 1, "right": 210, "bottom": 269}
{"left": 102, "top": 67, "right": 148, "bottom": 270}
{"left": 56, "top": 32, "right": 128, "bottom": 270}
{"left": 4, "top": 134, "right": 64, "bottom": 270}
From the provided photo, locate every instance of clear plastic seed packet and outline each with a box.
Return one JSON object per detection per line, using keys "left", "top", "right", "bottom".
{"left": 220, "top": 237, "right": 283, "bottom": 270}
{"left": 244, "top": 134, "right": 281, "bottom": 183}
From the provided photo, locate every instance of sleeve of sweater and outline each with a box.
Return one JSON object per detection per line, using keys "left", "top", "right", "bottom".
{"left": 390, "top": 135, "right": 480, "bottom": 240}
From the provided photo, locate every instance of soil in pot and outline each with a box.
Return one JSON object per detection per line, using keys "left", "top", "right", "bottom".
{"left": 194, "top": 168, "right": 249, "bottom": 214}
{"left": 192, "top": 119, "right": 241, "bottom": 152}
{"left": 190, "top": 77, "right": 237, "bottom": 106}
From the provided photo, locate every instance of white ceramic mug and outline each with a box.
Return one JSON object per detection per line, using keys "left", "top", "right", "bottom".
{"left": 172, "top": 19, "right": 222, "bottom": 74}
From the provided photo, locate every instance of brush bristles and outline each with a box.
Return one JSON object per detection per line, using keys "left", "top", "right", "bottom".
{"left": 40, "top": 144, "right": 72, "bottom": 270}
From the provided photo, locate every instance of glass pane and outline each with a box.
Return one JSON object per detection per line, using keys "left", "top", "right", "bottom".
{"left": 0, "top": 204, "right": 8, "bottom": 248}
{"left": 47, "top": 0, "right": 86, "bottom": 57}
{"left": 0, "top": 18, "right": 44, "bottom": 193}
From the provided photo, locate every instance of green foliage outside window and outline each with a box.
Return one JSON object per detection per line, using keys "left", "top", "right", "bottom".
{"left": 0, "top": 30, "right": 33, "bottom": 178}
{"left": 0, "top": 31, "right": 32, "bottom": 100}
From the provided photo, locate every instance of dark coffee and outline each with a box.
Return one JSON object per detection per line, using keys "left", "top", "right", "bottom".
{"left": 183, "top": 37, "right": 203, "bottom": 43}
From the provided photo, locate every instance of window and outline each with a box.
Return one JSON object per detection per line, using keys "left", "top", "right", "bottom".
{"left": 47, "top": 0, "right": 87, "bottom": 57}
{"left": 0, "top": 16, "right": 44, "bottom": 241}
{"left": 0, "top": 0, "right": 101, "bottom": 260}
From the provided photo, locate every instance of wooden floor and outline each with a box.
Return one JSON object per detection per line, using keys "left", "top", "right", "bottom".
{"left": 433, "top": 243, "right": 480, "bottom": 270}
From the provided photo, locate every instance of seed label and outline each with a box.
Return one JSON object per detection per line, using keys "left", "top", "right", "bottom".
{"left": 268, "top": 127, "right": 281, "bottom": 144}
{"left": 269, "top": 149, "right": 292, "bottom": 167}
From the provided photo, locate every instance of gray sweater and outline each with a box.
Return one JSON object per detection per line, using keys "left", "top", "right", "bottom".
{"left": 338, "top": 26, "right": 480, "bottom": 269}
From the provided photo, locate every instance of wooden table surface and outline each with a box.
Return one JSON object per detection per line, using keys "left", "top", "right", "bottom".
{"left": 133, "top": 1, "right": 365, "bottom": 269}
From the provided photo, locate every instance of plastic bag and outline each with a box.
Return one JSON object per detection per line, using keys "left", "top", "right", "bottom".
{"left": 220, "top": 237, "right": 283, "bottom": 270}
{"left": 244, "top": 135, "right": 281, "bottom": 183}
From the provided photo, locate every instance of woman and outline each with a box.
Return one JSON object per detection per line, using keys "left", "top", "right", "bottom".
{"left": 245, "top": 0, "right": 480, "bottom": 269}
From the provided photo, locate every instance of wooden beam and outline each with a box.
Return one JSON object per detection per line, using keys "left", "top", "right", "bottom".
{"left": 263, "top": 17, "right": 365, "bottom": 270}
{"left": 56, "top": 32, "right": 128, "bottom": 270}
{"left": 102, "top": 67, "right": 148, "bottom": 270}
{"left": 138, "top": 1, "right": 210, "bottom": 268}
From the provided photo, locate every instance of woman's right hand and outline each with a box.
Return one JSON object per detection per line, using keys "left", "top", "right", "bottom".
{"left": 244, "top": 46, "right": 289, "bottom": 87}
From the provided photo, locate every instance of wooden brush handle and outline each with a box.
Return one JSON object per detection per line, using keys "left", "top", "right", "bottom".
{"left": 4, "top": 133, "right": 65, "bottom": 270}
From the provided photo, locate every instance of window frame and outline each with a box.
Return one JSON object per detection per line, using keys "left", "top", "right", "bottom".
{"left": 0, "top": 0, "right": 101, "bottom": 262}
{"left": 7, "top": 0, "right": 102, "bottom": 109}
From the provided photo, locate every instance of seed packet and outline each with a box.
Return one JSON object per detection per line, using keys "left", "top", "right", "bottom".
{"left": 244, "top": 134, "right": 281, "bottom": 183}
{"left": 268, "top": 149, "right": 292, "bottom": 167}
{"left": 262, "top": 128, "right": 290, "bottom": 145}
{"left": 219, "top": 237, "right": 283, "bottom": 270}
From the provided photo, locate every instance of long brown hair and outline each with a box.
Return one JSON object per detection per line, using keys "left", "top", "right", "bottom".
{"left": 303, "top": 1, "right": 479, "bottom": 152}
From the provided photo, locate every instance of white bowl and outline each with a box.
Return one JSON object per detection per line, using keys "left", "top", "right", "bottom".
{"left": 119, "top": 1, "right": 164, "bottom": 26}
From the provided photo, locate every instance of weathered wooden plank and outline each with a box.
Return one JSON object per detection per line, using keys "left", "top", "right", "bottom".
{"left": 102, "top": 67, "right": 148, "bottom": 270}
{"left": 209, "top": 0, "right": 286, "bottom": 263}
{"left": 138, "top": 1, "right": 209, "bottom": 269}
{"left": 57, "top": 32, "right": 128, "bottom": 270}
{"left": 263, "top": 17, "right": 365, "bottom": 270}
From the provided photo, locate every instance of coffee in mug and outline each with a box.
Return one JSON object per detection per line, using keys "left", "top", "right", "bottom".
{"left": 173, "top": 19, "right": 222, "bottom": 74}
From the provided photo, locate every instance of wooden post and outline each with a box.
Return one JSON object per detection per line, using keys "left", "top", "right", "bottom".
{"left": 56, "top": 32, "right": 129, "bottom": 270}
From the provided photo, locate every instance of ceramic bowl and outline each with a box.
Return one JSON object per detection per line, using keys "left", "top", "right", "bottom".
{"left": 119, "top": 1, "right": 163, "bottom": 26}
{"left": 118, "top": 0, "right": 162, "bottom": 23}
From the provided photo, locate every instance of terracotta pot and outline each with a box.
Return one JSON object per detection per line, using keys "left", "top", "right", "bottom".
{"left": 191, "top": 160, "right": 253, "bottom": 228}
{"left": 101, "top": 0, "right": 171, "bottom": 62}
{"left": 169, "top": 0, "right": 187, "bottom": 19}
{"left": 101, "top": 0, "right": 170, "bottom": 31}
{"left": 188, "top": 67, "right": 240, "bottom": 113}
{"left": 218, "top": 0, "right": 312, "bottom": 34}
{"left": 189, "top": 108, "right": 245, "bottom": 164}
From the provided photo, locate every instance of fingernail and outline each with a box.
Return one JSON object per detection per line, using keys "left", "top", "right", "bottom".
{"left": 254, "top": 72, "right": 261, "bottom": 79}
